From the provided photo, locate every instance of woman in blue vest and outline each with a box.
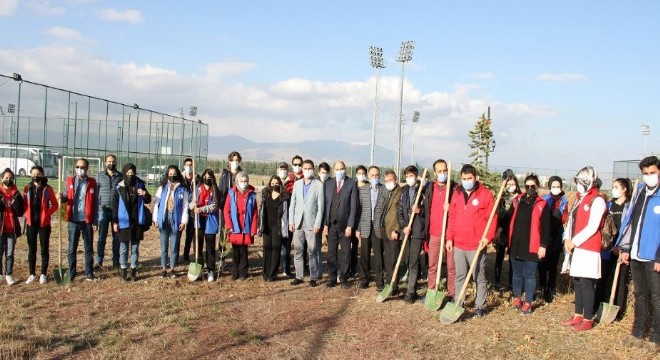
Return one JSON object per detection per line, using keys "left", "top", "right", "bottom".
{"left": 112, "top": 163, "right": 151, "bottom": 281}
{"left": 153, "top": 165, "right": 189, "bottom": 278}
{"left": 189, "top": 169, "right": 220, "bottom": 282}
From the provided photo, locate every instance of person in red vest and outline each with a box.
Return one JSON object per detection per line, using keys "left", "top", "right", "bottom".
{"left": 23, "top": 165, "right": 59, "bottom": 285}
{"left": 224, "top": 171, "right": 258, "bottom": 280}
{"left": 561, "top": 166, "right": 606, "bottom": 331}
{"left": 283, "top": 155, "right": 304, "bottom": 193}
{"left": 0, "top": 168, "right": 24, "bottom": 286}
{"left": 508, "top": 174, "right": 550, "bottom": 314}
{"left": 57, "top": 158, "right": 98, "bottom": 282}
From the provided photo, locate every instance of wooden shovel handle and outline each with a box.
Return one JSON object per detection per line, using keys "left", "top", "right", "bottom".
{"left": 608, "top": 179, "right": 639, "bottom": 304}
{"left": 434, "top": 162, "right": 452, "bottom": 291}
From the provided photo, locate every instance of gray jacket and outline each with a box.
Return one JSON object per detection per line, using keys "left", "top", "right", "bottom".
{"left": 96, "top": 170, "right": 122, "bottom": 211}
{"left": 289, "top": 178, "right": 325, "bottom": 230}
{"left": 357, "top": 183, "right": 383, "bottom": 238}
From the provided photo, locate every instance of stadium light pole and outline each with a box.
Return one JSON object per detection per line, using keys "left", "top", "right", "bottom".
{"left": 369, "top": 46, "right": 386, "bottom": 166}
{"left": 395, "top": 40, "right": 414, "bottom": 177}
{"left": 641, "top": 124, "right": 650, "bottom": 155}
{"left": 411, "top": 111, "right": 420, "bottom": 164}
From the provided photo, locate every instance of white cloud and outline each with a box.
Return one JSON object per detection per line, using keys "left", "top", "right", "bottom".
{"left": 97, "top": 8, "right": 143, "bottom": 23}
{"left": 27, "top": 0, "right": 66, "bottom": 16}
{"left": 537, "top": 73, "right": 588, "bottom": 83}
{"left": 45, "top": 26, "right": 85, "bottom": 42}
{"left": 0, "top": 0, "right": 18, "bottom": 16}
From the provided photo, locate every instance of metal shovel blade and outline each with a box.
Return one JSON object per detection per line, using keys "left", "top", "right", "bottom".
{"left": 376, "top": 283, "right": 394, "bottom": 303}
{"left": 53, "top": 267, "right": 70, "bottom": 286}
{"left": 187, "top": 262, "right": 202, "bottom": 281}
{"left": 439, "top": 301, "right": 464, "bottom": 324}
{"left": 597, "top": 302, "right": 620, "bottom": 324}
{"left": 425, "top": 290, "right": 446, "bottom": 312}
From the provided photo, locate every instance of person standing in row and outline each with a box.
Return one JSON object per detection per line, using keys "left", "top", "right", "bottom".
{"left": 351, "top": 165, "right": 369, "bottom": 279}
{"left": 494, "top": 174, "right": 520, "bottom": 291}
{"left": 375, "top": 170, "right": 402, "bottom": 293}
{"left": 618, "top": 156, "right": 660, "bottom": 349}
{"left": 182, "top": 157, "right": 201, "bottom": 263}
{"left": 356, "top": 165, "right": 383, "bottom": 289}
{"left": 398, "top": 165, "right": 427, "bottom": 303}
{"left": 224, "top": 171, "right": 257, "bottom": 281}
{"left": 153, "top": 166, "right": 189, "bottom": 278}
{"left": 539, "top": 175, "right": 568, "bottom": 302}
{"left": 276, "top": 161, "right": 294, "bottom": 279}
{"left": 508, "top": 174, "right": 550, "bottom": 314}
{"left": 23, "top": 166, "right": 58, "bottom": 284}
{"left": 259, "top": 175, "right": 290, "bottom": 282}
{"left": 218, "top": 151, "right": 243, "bottom": 271}
{"left": 446, "top": 164, "right": 497, "bottom": 317}
{"left": 96, "top": 154, "right": 122, "bottom": 269}
{"left": 189, "top": 169, "right": 221, "bottom": 282}
{"left": 324, "top": 160, "right": 358, "bottom": 288}
{"left": 0, "top": 168, "right": 24, "bottom": 285}
{"left": 561, "top": 166, "right": 606, "bottom": 331}
{"left": 289, "top": 160, "right": 324, "bottom": 287}
{"left": 315, "top": 161, "right": 331, "bottom": 279}
{"left": 59, "top": 158, "right": 98, "bottom": 282}
{"left": 284, "top": 155, "right": 304, "bottom": 193}
{"left": 112, "top": 163, "right": 151, "bottom": 281}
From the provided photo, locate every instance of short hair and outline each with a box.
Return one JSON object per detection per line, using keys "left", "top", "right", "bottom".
{"left": 384, "top": 169, "right": 397, "bottom": 179}
{"left": 639, "top": 156, "right": 660, "bottom": 170}
{"left": 368, "top": 165, "right": 380, "bottom": 174}
{"left": 291, "top": 155, "right": 303, "bottom": 164}
{"left": 403, "top": 165, "right": 418, "bottom": 176}
{"left": 460, "top": 164, "right": 477, "bottom": 176}
{"left": 318, "top": 162, "right": 330, "bottom": 172}
{"left": 30, "top": 165, "right": 45, "bottom": 175}
{"left": 524, "top": 173, "right": 540, "bottom": 187}
{"left": 227, "top": 151, "right": 242, "bottom": 162}
{"left": 432, "top": 159, "right": 447, "bottom": 170}
{"left": 355, "top": 165, "right": 367, "bottom": 174}
{"left": 76, "top": 158, "right": 89, "bottom": 168}
{"left": 184, "top": 157, "right": 193, "bottom": 164}
{"left": 105, "top": 154, "right": 116, "bottom": 161}
{"left": 303, "top": 159, "right": 315, "bottom": 168}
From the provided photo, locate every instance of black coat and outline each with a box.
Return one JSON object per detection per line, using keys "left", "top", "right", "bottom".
{"left": 324, "top": 177, "right": 359, "bottom": 231}
{"left": 112, "top": 179, "right": 151, "bottom": 242}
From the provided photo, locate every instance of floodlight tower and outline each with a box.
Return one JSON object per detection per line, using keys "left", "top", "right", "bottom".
{"left": 369, "top": 46, "right": 386, "bottom": 166}
{"left": 641, "top": 124, "right": 650, "bottom": 155}
{"left": 411, "top": 111, "right": 420, "bottom": 164}
{"left": 395, "top": 40, "right": 414, "bottom": 176}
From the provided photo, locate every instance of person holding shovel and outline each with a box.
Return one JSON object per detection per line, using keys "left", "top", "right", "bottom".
{"left": 374, "top": 169, "right": 402, "bottom": 294}
{"left": 112, "top": 163, "right": 151, "bottom": 281}
{"left": 0, "top": 168, "right": 24, "bottom": 286}
{"left": 189, "top": 169, "right": 221, "bottom": 282}
{"left": 224, "top": 171, "right": 258, "bottom": 281}
{"left": 23, "top": 165, "right": 58, "bottom": 285}
{"left": 445, "top": 164, "right": 497, "bottom": 317}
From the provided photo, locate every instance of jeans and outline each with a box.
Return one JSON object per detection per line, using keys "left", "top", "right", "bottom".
{"left": 68, "top": 222, "right": 94, "bottom": 277}
{"left": 0, "top": 234, "right": 16, "bottom": 276}
{"left": 454, "top": 247, "right": 487, "bottom": 309}
{"left": 573, "top": 277, "right": 596, "bottom": 320}
{"left": 159, "top": 212, "right": 180, "bottom": 270}
{"left": 97, "top": 207, "right": 119, "bottom": 267}
{"left": 511, "top": 258, "right": 539, "bottom": 303}
{"left": 26, "top": 225, "right": 51, "bottom": 276}
{"left": 630, "top": 260, "right": 660, "bottom": 343}
{"left": 294, "top": 228, "right": 318, "bottom": 281}
{"left": 120, "top": 240, "right": 140, "bottom": 269}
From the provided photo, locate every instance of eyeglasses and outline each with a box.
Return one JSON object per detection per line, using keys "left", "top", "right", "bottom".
{"left": 525, "top": 185, "right": 537, "bottom": 189}
{"left": 292, "top": 163, "right": 302, "bottom": 167}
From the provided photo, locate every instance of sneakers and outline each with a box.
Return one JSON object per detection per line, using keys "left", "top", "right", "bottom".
{"left": 170, "top": 272, "right": 177, "bottom": 279}
{"left": 5, "top": 275, "right": 16, "bottom": 286}
{"left": 473, "top": 308, "right": 486, "bottom": 318}
{"left": 521, "top": 302, "right": 533, "bottom": 315}
{"left": 561, "top": 315, "right": 583, "bottom": 326}
{"left": 25, "top": 275, "right": 36, "bottom": 284}
{"left": 208, "top": 271, "right": 215, "bottom": 282}
{"left": 160, "top": 270, "right": 167, "bottom": 278}
{"left": 513, "top": 297, "right": 522, "bottom": 311}
{"left": 358, "top": 282, "right": 368, "bottom": 289}
{"left": 86, "top": 275, "right": 96, "bottom": 282}
{"left": 404, "top": 293, "right": 416, "bottom": 304}
{"left": 290, "top": 278, "right": 303, "bottom": 286}
{"left": 120, "top": 269, "right": 127, "bottom": 280}
{"left": 39, "top": 274, "right": 47, "bottom": 284}
{"left": 130, "top": 268, "right": 137, "bottom": 282}
{"left": 571, "top": 319, "right": 593, "bottom": 332}
{"left": 309, "top": 280, "right": 318, "bottom": 287}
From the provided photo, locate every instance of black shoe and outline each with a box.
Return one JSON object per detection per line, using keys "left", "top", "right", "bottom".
{"left": 309, "top": 280, "right": 318, "bottom": 287}
{"left": 341, "top": 282, "right": 351, "bottom": 289}
{"left": 86, "top": 275, "right": 96, "bottom": 282}
{"left": 290, "top": 278, "right": 303, "bottom": 286}
{"left": 376, "top": 285, "right": 384, "bottom": 292}
{"left": 160, "top": 270, "right": 167, "bottom": 278}
{"left": 404, "top": 293, "right": 416, "bottom": 304}
{"left": 473, "top": 308, "right": 486, "bottom": 318}
{"left": 326, "top": 281, "right": 336, "bottom": 288}
{"left": 238, "top": 276, "right": 248, "bottom": 281}
{"left": 130, "top": 268, "right": 137, "bottom": 282}
{"left": 391, "top": 288, "right": 400, "bottom": 296}
{"left": 120, "top": 269, "right": 127, "bottom": 280}
{"left": 358, "top": 282, "right": 368, "bottom": 289}
{"left": 183, "top": 256, "right": 191, "bottom": 263}
{"left": 284, "top": 272, "right": 295, "bottom": 279}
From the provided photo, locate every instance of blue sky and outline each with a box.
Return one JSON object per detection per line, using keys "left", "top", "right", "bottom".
{"left": 1, "top": 0, "right": 658, "bottom": 177}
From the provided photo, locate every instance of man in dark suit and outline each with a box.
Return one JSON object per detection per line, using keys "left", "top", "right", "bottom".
{"left": 323, "top": 160, "right": 359, "bottom": 288}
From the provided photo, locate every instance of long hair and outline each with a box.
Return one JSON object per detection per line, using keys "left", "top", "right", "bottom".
{"left": 161, "top": 165, "right": 183, "bottom": 187}
{"left": 201, "top": 168, "right": 221, "bottom": 202}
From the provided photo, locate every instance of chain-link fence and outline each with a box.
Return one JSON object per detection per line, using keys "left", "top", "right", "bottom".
{"left": 0, "top": 73, "right": 208, "bottom": 182}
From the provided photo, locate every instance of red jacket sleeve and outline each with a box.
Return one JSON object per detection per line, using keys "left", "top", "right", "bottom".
{"left": 250, "top": 202, "right": 258, "bottom": 235}
{"left": 446, "top": 193, "right": 458, "bottom": 241}
{"left": 223, "top": 191, "right": 233, "bottom": 230}
{"left": 47, "top": 186, "right": 59, "bottom": 216}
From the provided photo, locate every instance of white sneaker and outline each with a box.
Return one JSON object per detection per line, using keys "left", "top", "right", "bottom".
{"left": 39, "top": 274, "right": 47, "bottom": 284}
{"left": 6, "top": 275, "right": 16, "bottom": 285}
{"left": 25, "top": 275, "right": 36, "bottom": 284}
{"left": 208, "top": 271, "right": 215, "bottom": 282}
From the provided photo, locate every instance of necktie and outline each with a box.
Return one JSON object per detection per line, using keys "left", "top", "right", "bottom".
{"left": 337, "top": 180, "right": 342, "bottom": 193}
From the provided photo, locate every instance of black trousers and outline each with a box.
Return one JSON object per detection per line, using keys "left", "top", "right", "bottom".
{"left": 26, "top": 225, "right": 51, "bottom": 276}
{"left": 281, "top": 234, "right": 292, "bottom": 275}
{"left": 494, "top": 242, "right": 513, "bottom": 288}
{"left": 350, "top": 236, "right": 359, "bottom": 277}
{"left": 327, "top": 225, "right": 351, "bottom": 283}
{"left": 195, "top": 232, "right": 216, "bottom": 271}
{"left": 573, "top": 277, "right": 596, "bottom": 320}
{"left": 183, "top": 211, "right": 196, "bottom": 260}
{"left": 406, "top": 238, "right": 424, "bottom": 295}
{"left": 231, "top": 244, "right": 249, "bottom": 279}
{"left": 359, "top": 225, "right": 383, "bottom": 286}
{"left": 538, "top": 247, "right": 561, "bottom": 291}
{"left": 631, "top": 260, "right": 660, "bottom": 343}
{"left": 383, "top": 237, "right": 402, "bottom": 289}
{"left": 263, "top": 226, "right": 282, "bottom": 280}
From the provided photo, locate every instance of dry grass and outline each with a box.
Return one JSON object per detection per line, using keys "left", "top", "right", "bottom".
{"left": 0, "top": 227, "right": 657, "bottom": 360}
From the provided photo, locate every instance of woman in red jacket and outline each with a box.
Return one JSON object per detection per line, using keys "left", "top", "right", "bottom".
{"left": 224, "top": 171, "right": 258, "bottom": 280}
{"left": 0, "top": 168, "right": 24, "bottom": 286}
{"left": 23, "top": 165, "right": 59, "bottom": 284}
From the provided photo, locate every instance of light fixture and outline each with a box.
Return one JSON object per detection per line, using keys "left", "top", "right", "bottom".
{"left": 12, "top": 73, "right": 22, "bottom": 81}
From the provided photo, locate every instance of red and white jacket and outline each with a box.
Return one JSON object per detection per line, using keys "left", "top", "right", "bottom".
{"left": 63, "top": 176, "right": 97, "bottom": 224}
{"left": 23, "top": 184, "right": 59, "bottom": 227}
{"left": 508, "top": 194, "right": 548, "bottom": 254}
{"left": 446, "top": 182, "right": 497, "bottom": 251}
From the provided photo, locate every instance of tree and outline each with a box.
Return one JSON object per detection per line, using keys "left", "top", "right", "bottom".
{"left": 468, "top": 112, "right": 495, "bottom": 174}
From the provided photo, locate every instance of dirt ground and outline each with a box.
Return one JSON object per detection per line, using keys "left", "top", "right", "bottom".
{"left": 0, "top": 226, "right": 657, "bottom": 360}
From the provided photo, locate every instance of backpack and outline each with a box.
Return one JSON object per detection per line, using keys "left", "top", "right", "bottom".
{"left": 600, "top": 202, "right": 618, "bottom": 250}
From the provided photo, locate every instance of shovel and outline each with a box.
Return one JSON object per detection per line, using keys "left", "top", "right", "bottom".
{"left": 597, "top": 179, "right": 639, "bottom": 324}
{"left": 53, "top": 159, "right": 70, "bottom": 286}
{"left": 425, "top": 162, "right": 452, "bottom": 311}
{"left": 439, "top": 178, "right": 506, "bottom": 324}
{"left": 377, "top": 168, "right": 428, "bottom": 303}
{"left": 188, "top": 159, "right": 203, "bottom": 281}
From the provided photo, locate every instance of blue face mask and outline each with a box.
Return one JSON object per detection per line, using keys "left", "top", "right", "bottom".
{"left": 369, "top": 178, "right": 380, "bottom": 187}
{"left": 462, "top": 180, "right": 475, "bottom": 190}
{"left": 335, "top": 170, "right": 345, "bottom": 180}
{"left": 437, "top": 172, "right": 448, "bottom": 183}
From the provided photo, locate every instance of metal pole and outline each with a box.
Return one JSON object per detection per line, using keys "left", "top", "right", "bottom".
{"left": 369, "top": 46, "right": 385, "bottom": 166}
{"left": 43, "top": 87, "right": 47, "bottom": 162}
{"left": 396, "top": 61, "right": 405, "bottom": 176}
{"left": 73, "top": 101, "right": 78, "bottom": 155}
{"left": 86, "top": 97, "right": 91, "bottom": 157}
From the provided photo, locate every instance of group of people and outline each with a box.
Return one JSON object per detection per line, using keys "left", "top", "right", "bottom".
{"left": 0, "top": 150, "right": 657, "bottom": 347}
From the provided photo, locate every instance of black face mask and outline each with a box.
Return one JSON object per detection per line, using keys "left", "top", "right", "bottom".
{"left": 168, "top": 175, "right": 176, "bottom": 183}
{"left": 272, "top": 185, "right": 281, "bottom": 193}
{"left": 526, "top": 187, "right": 538, "bottom": 198}
{"left": 107, "top": 164, "right": 116, "bottom": 172}
{"left": 204, "top": 178, "right": 213, "bottom": 186}
{"left": 32, "top": 176, "right": 41, "bottom": 184}
{"left": 126, "top": 175, "right": 136, "bottom": 186}
{"left": 3, "top": 180, "right": 13, "bottom": 187}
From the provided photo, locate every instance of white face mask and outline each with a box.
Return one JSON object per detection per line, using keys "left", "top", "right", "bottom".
{"left": 356, "top": 174, "right": 366, "bottom": 183}
{"left": 436, "top": 172, "right": 448, "bottom": 183}
{"left": 230, "top": 161, "right": 239, "bottom": 172}
{"left": 303, "top": 169, "right": 314, "bottom": 179}
{"left": 238, "top": 181, "right": 248, "bottom": 191}
{"left": 644, "top": 174, "right": 659, "bottom": 188}
{"left": 550, "top": 188, "right": 562, "bottom": 196}
{"left": 75, "top": 168, "right": 86, "bottom": 177}
{"left": 277, "top": 169, "right": 287, "bottom": 180}
{"left": 319, "top": 173, "right": 329, "bottom": 182}
{"left": 293, "top": 165, "right": 302, "bottom": 174}
{"left": 576, "top": 183, "right": 587, "bottom": 195}
{"left": 385, "top": 181, "right": 396, "bottom": 191}
{"left": 405, "top": 176, "right": 416, "bottom": 187}
{"left": 507, "top": 185, "right": 517, "bottom": 194}
{"left": 611, "top": 188, "right": 622, "bottom": 199}
{"left": 184, "top": 165, "right": 192, "bottom": 174}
